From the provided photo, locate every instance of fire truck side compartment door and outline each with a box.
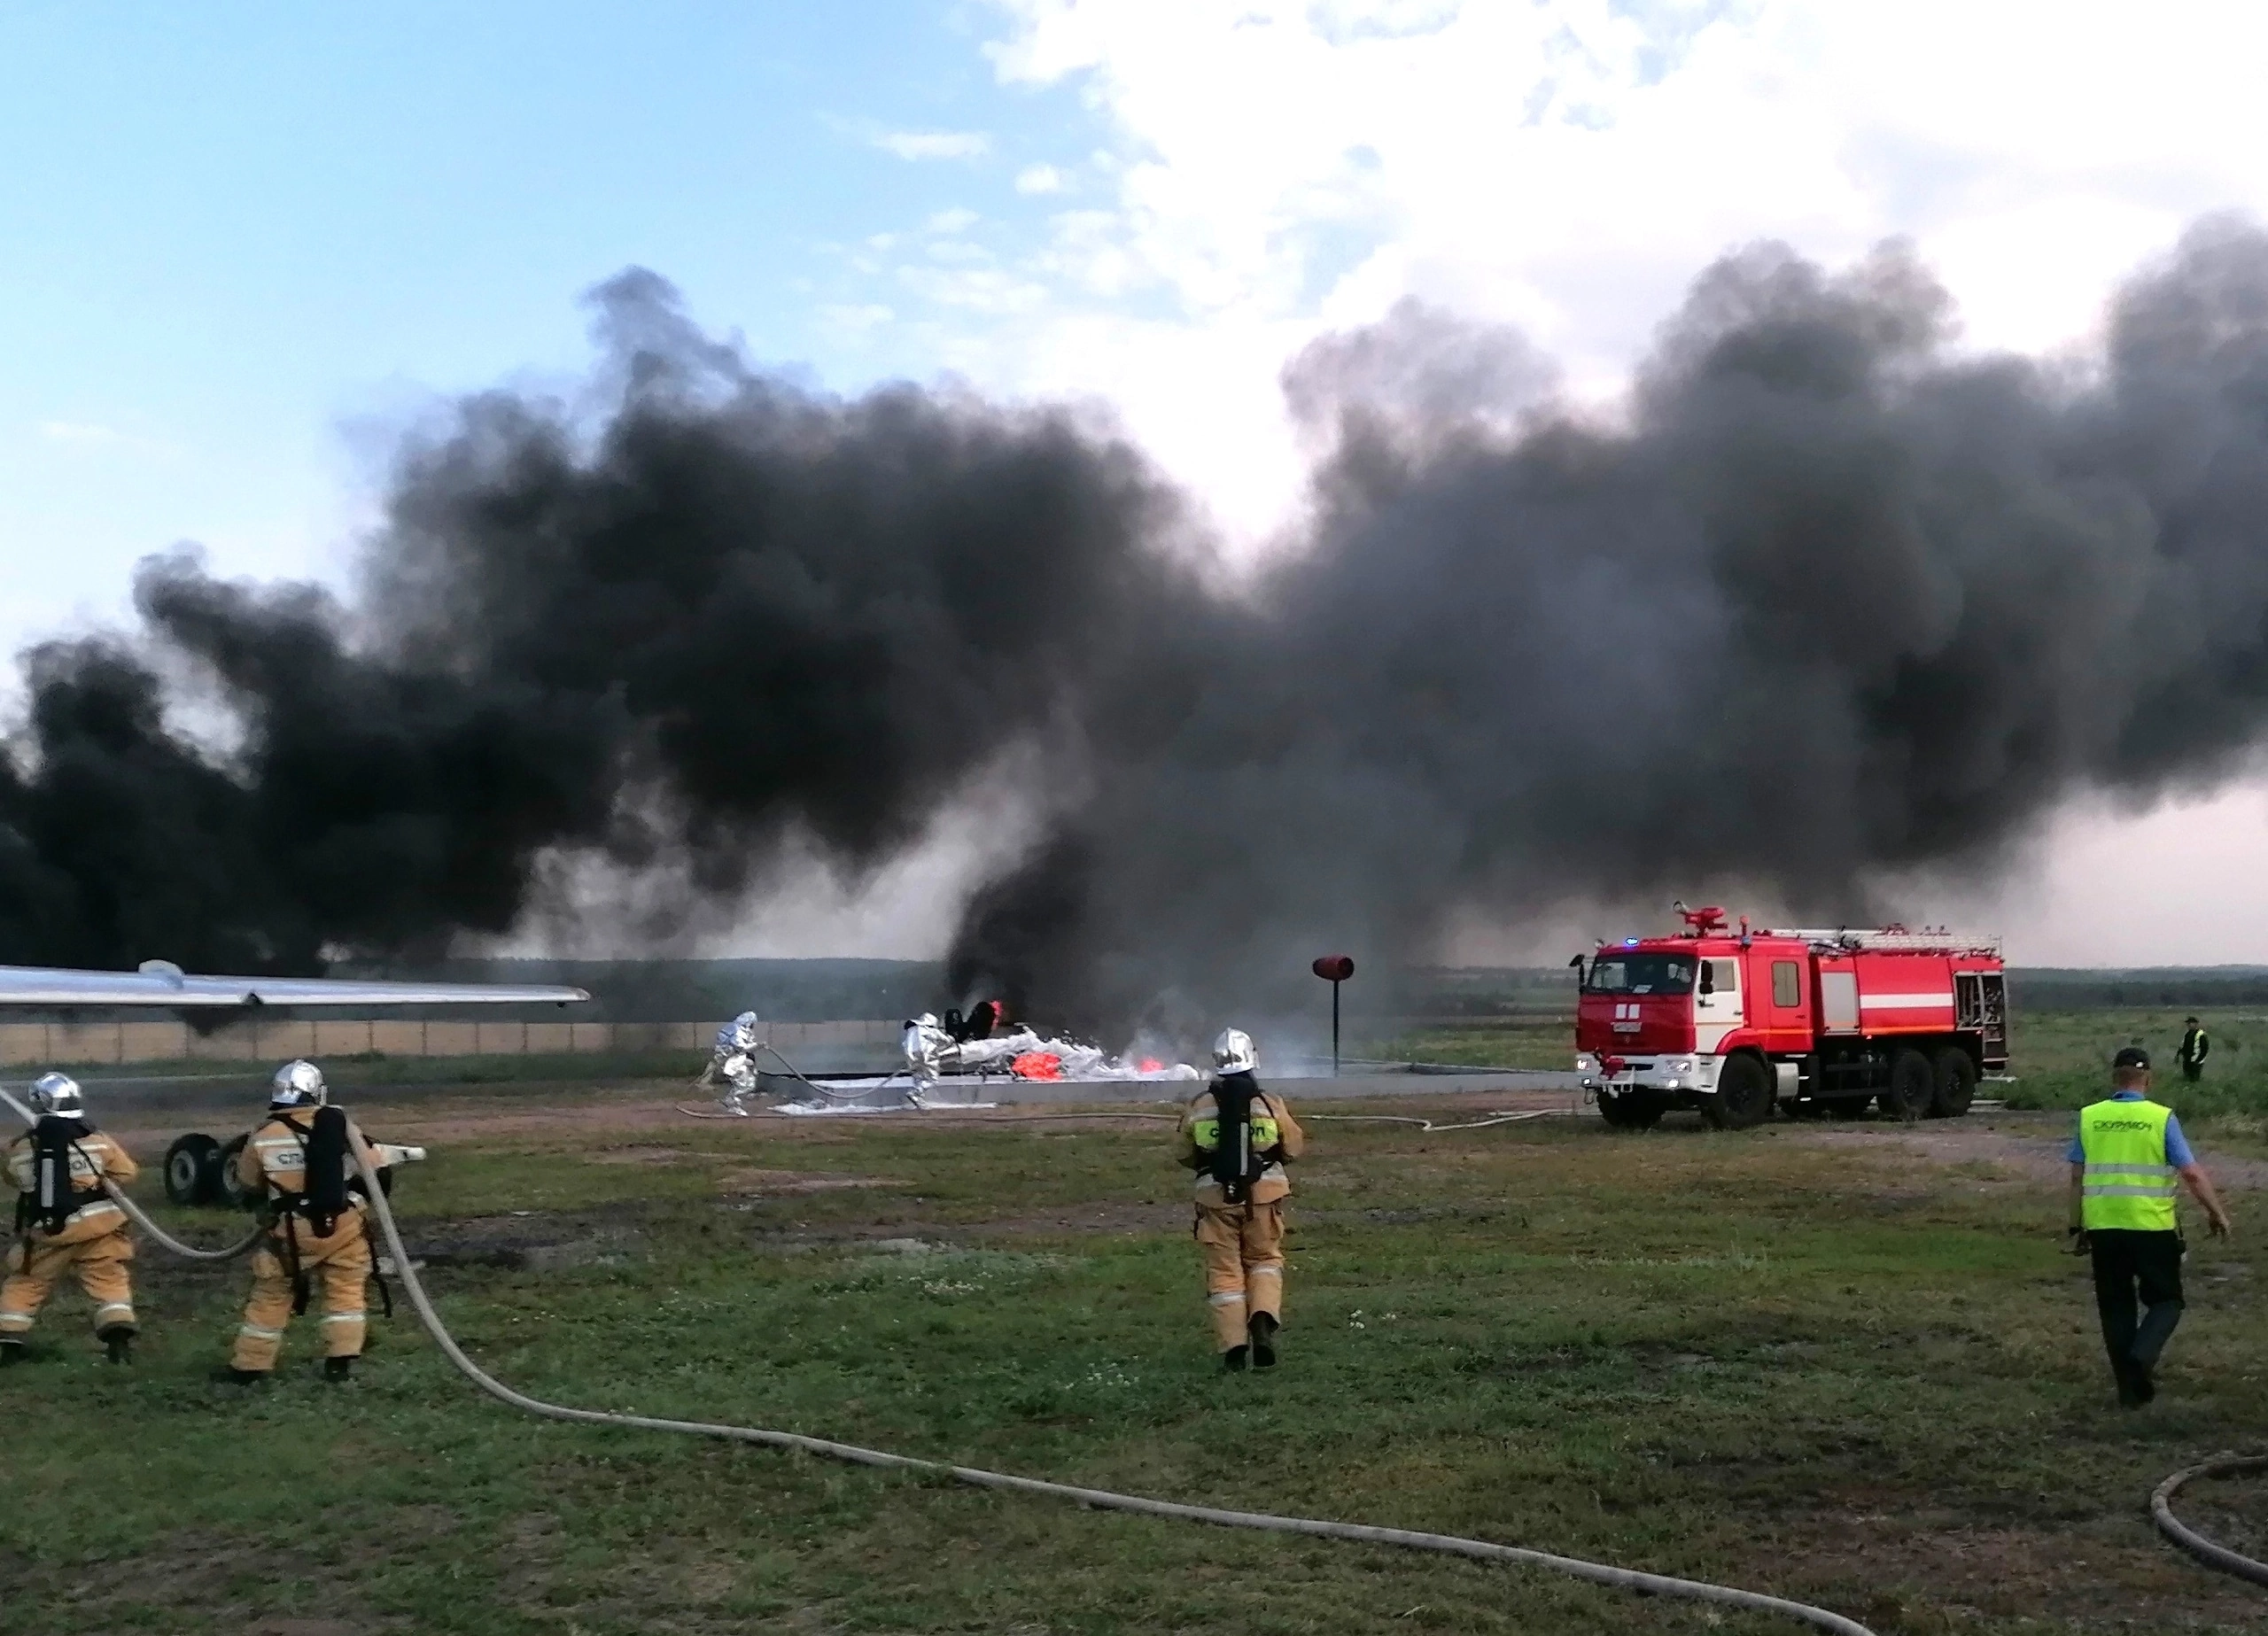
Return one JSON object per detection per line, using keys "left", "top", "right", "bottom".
{"left": 1821, "top": 971, "right": 1859, "bottom": 1031}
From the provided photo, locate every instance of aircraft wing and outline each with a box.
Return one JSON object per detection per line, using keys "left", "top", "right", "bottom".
{"left": 0, "top": 961, "right": 590, "bottom": 1008}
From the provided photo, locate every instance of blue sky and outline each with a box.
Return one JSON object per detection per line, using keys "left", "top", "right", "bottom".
{"left": 0, "top": 1, "right": 1099, "bottom": 647}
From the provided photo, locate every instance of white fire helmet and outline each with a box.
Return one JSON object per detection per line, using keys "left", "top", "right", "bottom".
{"left": 269, "top": 1058, "right": 328, "bottom": 1108}
{"left": 732, "top": 1011, "right": 759, "bottom": 1047}
{"left": 28, "top": 1071, "right": 84, "bottom": 1120}
{"left": 1212, "top": 1027, "right": 1257, "bottom": 1075}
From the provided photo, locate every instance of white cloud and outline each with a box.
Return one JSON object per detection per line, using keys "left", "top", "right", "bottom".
{"left": 1014, "top": 163, "right": 1068, "bottom": 194}
{"left": 925, "top": 206, "right": 981, "bottom": 234}
{"left": 958, "top": 0, "right": 2268, "bottom": 538}
{"left": 874, "top": 129, "right": 992, "bottom": 160}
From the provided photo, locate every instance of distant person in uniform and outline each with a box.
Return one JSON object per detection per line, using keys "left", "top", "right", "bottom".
{"left": 2177, "top": 1018, "right": 2210, "bottom": 1083}
{"left": 2069, "top": 1045, "right": 2233, "bottom": 1406}
{"left": 699, "top": 1012, "right": 762, "bottom": 1116}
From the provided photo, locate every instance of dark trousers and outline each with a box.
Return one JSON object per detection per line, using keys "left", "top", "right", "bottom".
{"left": 2181, "top": 1062, "right": 2203, "bottom": 1082}
{"left": 2089, "top": 1229, "right": 2185, "bottom": 1386}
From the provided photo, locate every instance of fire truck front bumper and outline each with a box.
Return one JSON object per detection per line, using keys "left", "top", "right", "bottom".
{"left": 1576, "top": 1053, "right": 1724, "bottom": 1096}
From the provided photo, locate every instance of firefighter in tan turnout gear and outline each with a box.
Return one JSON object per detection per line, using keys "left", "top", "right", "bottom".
{"left": 222, "top": 1061, "right": 383, "bottom": 1384}
{"left": 2, "top": 1073, "right": 139, "bottom": 1364}
{"left": 1178, "top": 1029, "right": 1305, "bottom": 1371}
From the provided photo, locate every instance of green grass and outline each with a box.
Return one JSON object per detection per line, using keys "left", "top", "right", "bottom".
{"left": 3, "top": 1091, "right": 2265, "bottom": 1632}
{"left": 1362, "top": 1017, "right": 1574, "bottom": 1068}
{"left": 64, "top": 1048, "right": 713, "bottom": 1087}
{"left": 1989, "top": 1007, "right": 2268, "bottom": 1119}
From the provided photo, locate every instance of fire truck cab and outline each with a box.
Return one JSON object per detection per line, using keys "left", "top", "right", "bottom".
{"left": 1574, "top": 906, "right": 2008, "bottom": 1129}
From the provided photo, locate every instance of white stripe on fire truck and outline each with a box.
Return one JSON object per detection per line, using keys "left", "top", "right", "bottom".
{"left": 1857, "top": 993, "right": 1953, "bottom": 1008}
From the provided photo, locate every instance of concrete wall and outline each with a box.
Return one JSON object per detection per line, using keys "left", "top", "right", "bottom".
{"left": 0, "top": 1017, "right": 903, "bottom": 1068}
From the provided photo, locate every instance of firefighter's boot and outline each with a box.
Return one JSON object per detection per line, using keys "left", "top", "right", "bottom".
{"left": 324, "top": 1355, "right": 354, "bottom": 1383}
{"left": 0, "top": 1337, "right": 21, "bottom": 1367}
{"left": 1248, "top": 1311, "right": 1278, "bottom": 1369}
{"left": 211, "top": 1364, "right": 265, "bottom": 1386}
{"left": 1222, "top": 1344, "right": 1249, "bottom": 1372}
{"left": 99, "top": 1324, "right": 133, "bottom": 1365}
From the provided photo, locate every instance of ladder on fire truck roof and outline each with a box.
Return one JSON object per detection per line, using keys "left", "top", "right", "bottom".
{"left": 1770, "top": 927, "right": 2002, "bottom": 955}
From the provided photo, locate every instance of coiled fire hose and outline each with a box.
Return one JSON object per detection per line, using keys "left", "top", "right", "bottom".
{"left": 12, "top": 1085, "right": 1883, "bottom": 1630}
{"left": 2154, "top": 1454, "right": 2268, "bottom": 1587}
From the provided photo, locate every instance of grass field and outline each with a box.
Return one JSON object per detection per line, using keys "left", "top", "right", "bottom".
{"left": 4, "top": 1077, "right": 2268, "bottom": 1633}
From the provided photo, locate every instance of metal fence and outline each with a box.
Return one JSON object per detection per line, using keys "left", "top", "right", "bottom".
{"left": 0, "top": 1017, "right": 905, "bottom": 1068}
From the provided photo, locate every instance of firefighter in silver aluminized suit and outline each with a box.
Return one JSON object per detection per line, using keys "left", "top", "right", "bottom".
{"left": 901, "top": 1012, "right": 949, "bottom": 1106}
{"left": 698, "top": 1012, "right": 762, "bottom": 1116}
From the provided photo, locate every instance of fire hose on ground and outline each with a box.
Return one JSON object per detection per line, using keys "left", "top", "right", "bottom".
{"left": 0, "top": 1084, "right": 1878, "bottom": 1632}
{"left": 2153, "top": 1454, "right": 2268, "bottom": 1587}
{"left": 345, "top": 1139, "right": 1883, "bottom": 1635}
{"left": 18, "top": 1088, "right": 2256, "bottom": 1627}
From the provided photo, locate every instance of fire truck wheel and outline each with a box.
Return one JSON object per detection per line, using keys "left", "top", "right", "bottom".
{"left": 1879, "top": 1049, "right": 1935, "bottom": 1120}
{"left": 162, "top": 1134, "right": 221, "bottom": 1206}
{"left": 1598, "top": 1090, "right": 1663, "bottom": 1130}
{"left": 1929, "top": 1048, "right": 1977, "bottom": 1118}
{"left": 216, "top": 1133, "right": 258, "bottom": 1211}
{"left": 1705, "top": 1053, "right": 1775, "bottom": 1130}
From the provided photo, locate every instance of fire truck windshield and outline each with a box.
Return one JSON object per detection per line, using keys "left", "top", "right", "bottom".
{"left": 1585, "top": 953, "right": 1697, "bottom": 995}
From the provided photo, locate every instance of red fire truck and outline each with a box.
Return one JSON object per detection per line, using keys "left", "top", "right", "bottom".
{"left": 1573, "top": 906, "right": 2008, "bottom": 1129}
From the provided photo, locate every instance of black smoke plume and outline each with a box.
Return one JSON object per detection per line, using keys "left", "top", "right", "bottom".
{"left": 12, "top": 226, "right": 2268, "bottom": 1032}
{"left": 0, "top": 269, "right": 1191, "bottom": 977}
{"left": 954, "top": 220, "right": 2268, "bottom": 1024}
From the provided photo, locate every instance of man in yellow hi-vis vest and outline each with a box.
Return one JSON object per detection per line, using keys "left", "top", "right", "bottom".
{"left": 2070, "top": 1045, "right": 2232, "bottom": 1406}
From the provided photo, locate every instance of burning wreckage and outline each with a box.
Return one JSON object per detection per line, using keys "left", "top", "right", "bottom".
{"left": 696, "top": 1001, "right": 1200, "bottom": 1116}
{"left": 899, "top": 1004, "right": 1200, "bottom": 1097}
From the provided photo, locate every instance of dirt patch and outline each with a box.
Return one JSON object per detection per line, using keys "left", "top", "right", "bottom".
{"left": 711, "top": 1198, "right": 1184, "bottom": 1250}
{"left": 1763, "top": 1510, "right": 2268, "bottom": 1628}
{"left": 954, "top": 1199, "right": 1185, "bottom": 1237}
{"left": 413, "top": 1210, "right": 649, "bottom": 1270}
{"left": 716, "top": 1169, "right": 907, "bottom": 1196}
{"left": 40, "top": 1531, "right": 404, "bottom": 1633}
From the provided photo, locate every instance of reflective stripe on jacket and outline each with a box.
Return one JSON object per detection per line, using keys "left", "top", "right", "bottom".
{"left": 2078, "top": 1098, "right": 2178, "bottom": 1231}
{"left": 237, "top": 1113, "right": 373, "bottom": 1206}
{"left": 5, "top": 1130, "right": 136, "bottom": 1241}
{"left": 1177, "top": 1089, "right": 1304, "bottom": 1204}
